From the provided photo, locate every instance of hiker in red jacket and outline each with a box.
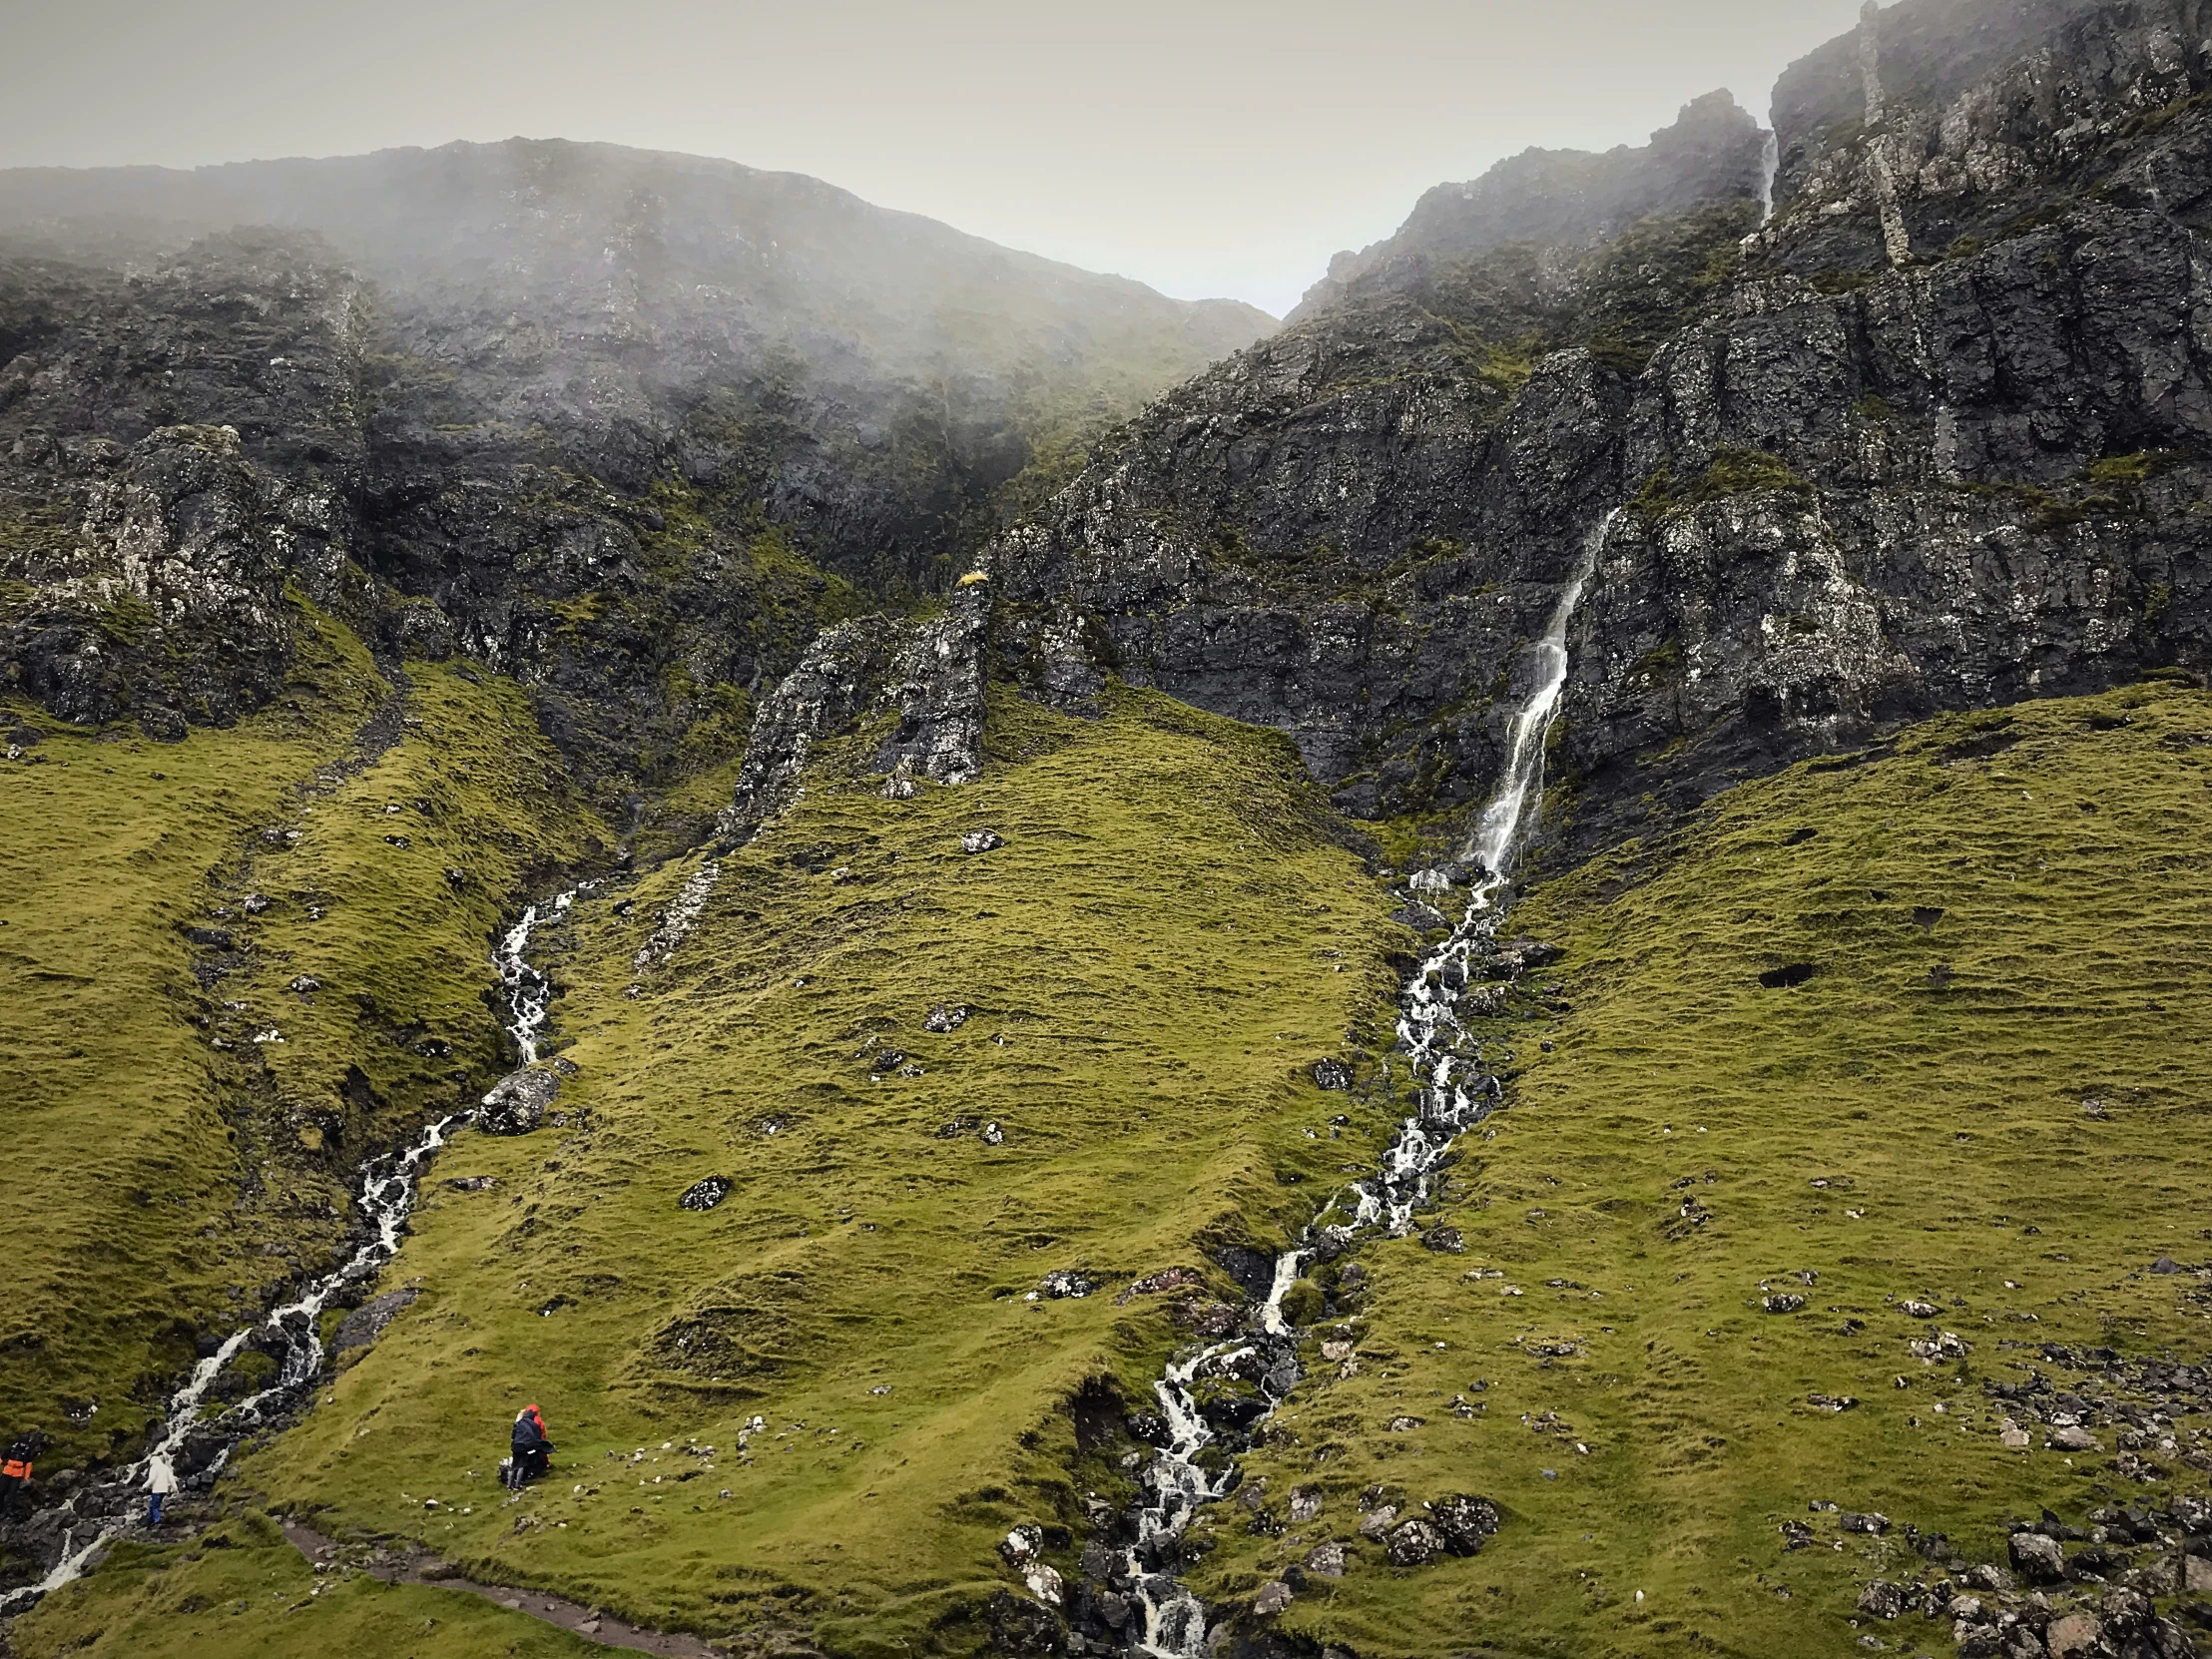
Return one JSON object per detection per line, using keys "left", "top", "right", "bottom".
{"left": 507, "top": 1404, "right": 553, "bottom": 1488}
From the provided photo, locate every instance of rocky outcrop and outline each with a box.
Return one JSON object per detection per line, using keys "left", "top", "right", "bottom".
{"left": 1293, "top": 91, "right": 1769, "bottom": 319}
{"left": 718, "top": 578, "right": 991, "bottom": 836}
{"left": 0, "top": 148, "right": 1267, "bottom": 802}
{"left": 4, "top": 424, "right": 294, "bottom": 733}
{"left": 1760, "top": 0, "right": 2212, "bottom": 277}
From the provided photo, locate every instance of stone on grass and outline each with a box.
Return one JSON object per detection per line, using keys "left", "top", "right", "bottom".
{"left": 1427, "top": 1493, "right": 1501, "bottom": 1555}
{"left": 2010, "top": 1531, "right": 2066, "bottom": 1584}
{"left": 480, "top": 1067, "right": 560, "bottom": 1135}
{"left": 678, "top": 1175, "right": 733, "bottom": 1211}
{"left": 1385, "top": 1518, "right": 1444, "bottom": 1567}
{"left": 961, "top": 830, "right": 1004, "bottom": 854}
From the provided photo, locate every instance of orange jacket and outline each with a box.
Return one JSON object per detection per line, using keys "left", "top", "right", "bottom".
{"left": 1, "top": 1458, "right": 30, "bottom": 1479}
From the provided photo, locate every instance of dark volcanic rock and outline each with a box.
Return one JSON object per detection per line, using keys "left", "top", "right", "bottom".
{"left": 330, "top": 1287, "right": 419, "bottom": 1353}
{"left": 978, "top": 0, "right": 2212, "bottom": 865}
{"left": 479, "top": 1067, "right": 560, "bottom": 1135}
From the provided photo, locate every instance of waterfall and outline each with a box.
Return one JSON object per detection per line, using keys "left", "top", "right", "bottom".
{"left": 0, "top": 887, "right": 582, "bottom": 1611}
{"left": 1758, "top": 128, "right": 1781, "bottom": 225}
{"left": 1113, "top": 513, "right": 1616, "bottom": 1655}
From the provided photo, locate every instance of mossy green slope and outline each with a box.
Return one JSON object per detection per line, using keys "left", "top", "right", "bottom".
{"left": 0, "top": 606, "right": 604, "bottom": 1474}
{"left": 1192, "top": 681, "right": 2212, "bottom": 1657}
{"left": 125, "top": 690, "right": 1399, "bottom": 1656}
{"left": 13, "top": 1513, "right": 604, "bottom": 1658}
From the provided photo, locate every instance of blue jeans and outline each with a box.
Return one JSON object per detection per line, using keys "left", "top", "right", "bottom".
{"left": 148, "top": 1492, "right": 164, "bottom": 1525}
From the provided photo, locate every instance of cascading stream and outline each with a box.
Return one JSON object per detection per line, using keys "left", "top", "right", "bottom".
{"left": 0, "top": 888, "right": 581, "bottom": 1611}
{"left": 1116, "top": 513, "right": 1616, "bottom": 1657}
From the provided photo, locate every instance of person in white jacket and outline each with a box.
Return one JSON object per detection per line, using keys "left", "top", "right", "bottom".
{"left": 145, "top": 1454, "right": 177, "bottom": 1526}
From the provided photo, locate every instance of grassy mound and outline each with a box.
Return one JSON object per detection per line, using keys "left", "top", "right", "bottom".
{"left": 1189, "top": 680, "right": 2212, "bottom": 1656}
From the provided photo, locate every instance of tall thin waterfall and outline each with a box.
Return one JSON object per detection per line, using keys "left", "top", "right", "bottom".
{"left": 1113, "top": 511, "right": 1618, "bottom": 1656}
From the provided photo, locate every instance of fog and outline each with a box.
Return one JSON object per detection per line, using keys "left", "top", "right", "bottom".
{"left": 4, "top": 0, "right": 1870, "bottom": 315}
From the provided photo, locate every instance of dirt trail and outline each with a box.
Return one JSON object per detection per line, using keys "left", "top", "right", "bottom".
{"left": 280, "top": 1517, "right": 717, "bottom": 1657}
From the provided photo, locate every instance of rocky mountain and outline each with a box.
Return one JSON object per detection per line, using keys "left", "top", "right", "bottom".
{"left": 0, "top": 140, "right": 1271, "bottom": 824}
{"left": 983, "top": 0, "right": 2209, "bottom": 871}
{"left": 3, "top": 4, "right": 2212, "bottom": 1659}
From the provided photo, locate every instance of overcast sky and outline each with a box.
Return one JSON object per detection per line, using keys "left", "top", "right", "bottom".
{"left": 6, "top": 0, "right": 1867, "bottom": 317}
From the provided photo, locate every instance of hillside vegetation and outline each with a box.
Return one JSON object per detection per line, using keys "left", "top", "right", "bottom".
{"left": 13, "top": 677, "right": 2212, "bottom": 1659}
{"left": 0, "top": 604, "right": 602, "bottom": 1471}
{"left": 1191, "top": 679, "right": 2212, "bottom": 1657}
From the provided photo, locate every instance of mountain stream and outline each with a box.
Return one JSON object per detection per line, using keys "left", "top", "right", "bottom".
{"left": 0, "top": 890, "right": 579, "bottom": 1612}
{"left": 1119, "top": 516, "right": 1612, "bottom": 1656}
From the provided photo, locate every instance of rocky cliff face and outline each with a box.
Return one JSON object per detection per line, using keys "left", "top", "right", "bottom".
{"left": 981, "top": 0, "right": 2211, "bottom": 867}
{"left": 0, "top": 144, "right": 1271, "bottom": 807}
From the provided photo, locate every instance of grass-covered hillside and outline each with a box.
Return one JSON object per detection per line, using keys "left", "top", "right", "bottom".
{"left": 17, "top": 687, "right": 1402, "bottom": 1656}
{"left": 12, "top": 675, "right": 2212, "bottom": 1659}
{"left": 0, "top": 603, "right": 604, "bottom": 1474}
{"left": 1191, "top": 679, "right": 2212, "bottom": 1657}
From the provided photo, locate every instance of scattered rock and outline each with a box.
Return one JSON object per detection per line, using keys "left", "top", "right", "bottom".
{"left": 2049, "top": 1425, "right": 2101, "bottom": 1452}
{"left": 287, "top": 974, "right": 319, "bottom": 994}
{"left": 1023, "top": 1564, "right": 1063, "bottom": 1607}
{"left": 1857, "top": 1579, "right": 1904, "bottom": 1619}
{"left": 1289, "top": 1486, "right": 1323, "bottom": 1523}
{"left": 1117, "top": 1267, "right": 1202, "bottom": 1304}
{"left": 1898, "top": 1300, "right": 1940, "bottom": 1319}
{"left": 1841, "top": 1512, "right": 1890, "bottom": 1535}
{"left": 331, "top": 1287, "right": 419, "bottom": 1353}
{"left": 981, "top": 1122, "right": 1005, "bottom": 1146}
{"left": 1385, "top": 1517, "right": 1445, "bottom": 1567}
{"left": 1252, "top": 1579, "right": 1294, "bottom": 1616}
{"left": 2044, "top": 1612, "right": 2101, "bottom": 1659}
{"left": 1312, "top": 1058, "right": 1353, "bottom": 1090}
{"left": 479, "top": 1067, "right": 560, "bottom": 1135}
{"left": 183, "top": 925, "right": 235, "bottom": 949}
{"left": 1356, "top": 1505, "right": 1397, "bottom": 1540}
{"left": 1422, "top": 1227, "right": 1465, "bottom": 1254}
{"left": 2010, "top": 1530, "right": 2067, "bottom": 1584}
{"left": 1764, "top": 1293, "right": 1807, "bottom": 1314}
{"left": 998, "top": 1524, "right": 1044, "bottom": 1567}
{"left": 242, "top": 892, "right": 271, "bottom": 914}
{"left": 1385, "top": 1415, "right": 1425, "bottom": 1432}
{"left": 678, "top": 1176, "right": 733, "bottom": 1212}
{"left": 1038, "top": 1271, "right": 1094, "bottom": 1300}
{"left": 982, "top": 1588, "right": 1062, "bottom": 1656}
{"left": 445, "top": 1176, "right": 495, "bottom": 1193}
{"left": 961, "top": 830, "right": 1004, "bottom": 854}
{"left": 924, "top": 1003, "right": 970, "bottom": 1032}
{"left": 1304, "top": 1541, "right": 1346, "bottom": 1578}
{"left": 1426, "top": 1492, "right": 1501, "bottom": 1556}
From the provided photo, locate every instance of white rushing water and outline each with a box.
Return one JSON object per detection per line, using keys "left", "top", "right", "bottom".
{"left": 0, "top": 889, "right": 579, "bottom": 1610}
{"left": 1118, "top": 514, "right": 1616, "bottom": 1657}
{"left": 1758, "top": 128, "right": 1781, "bottom": 224}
